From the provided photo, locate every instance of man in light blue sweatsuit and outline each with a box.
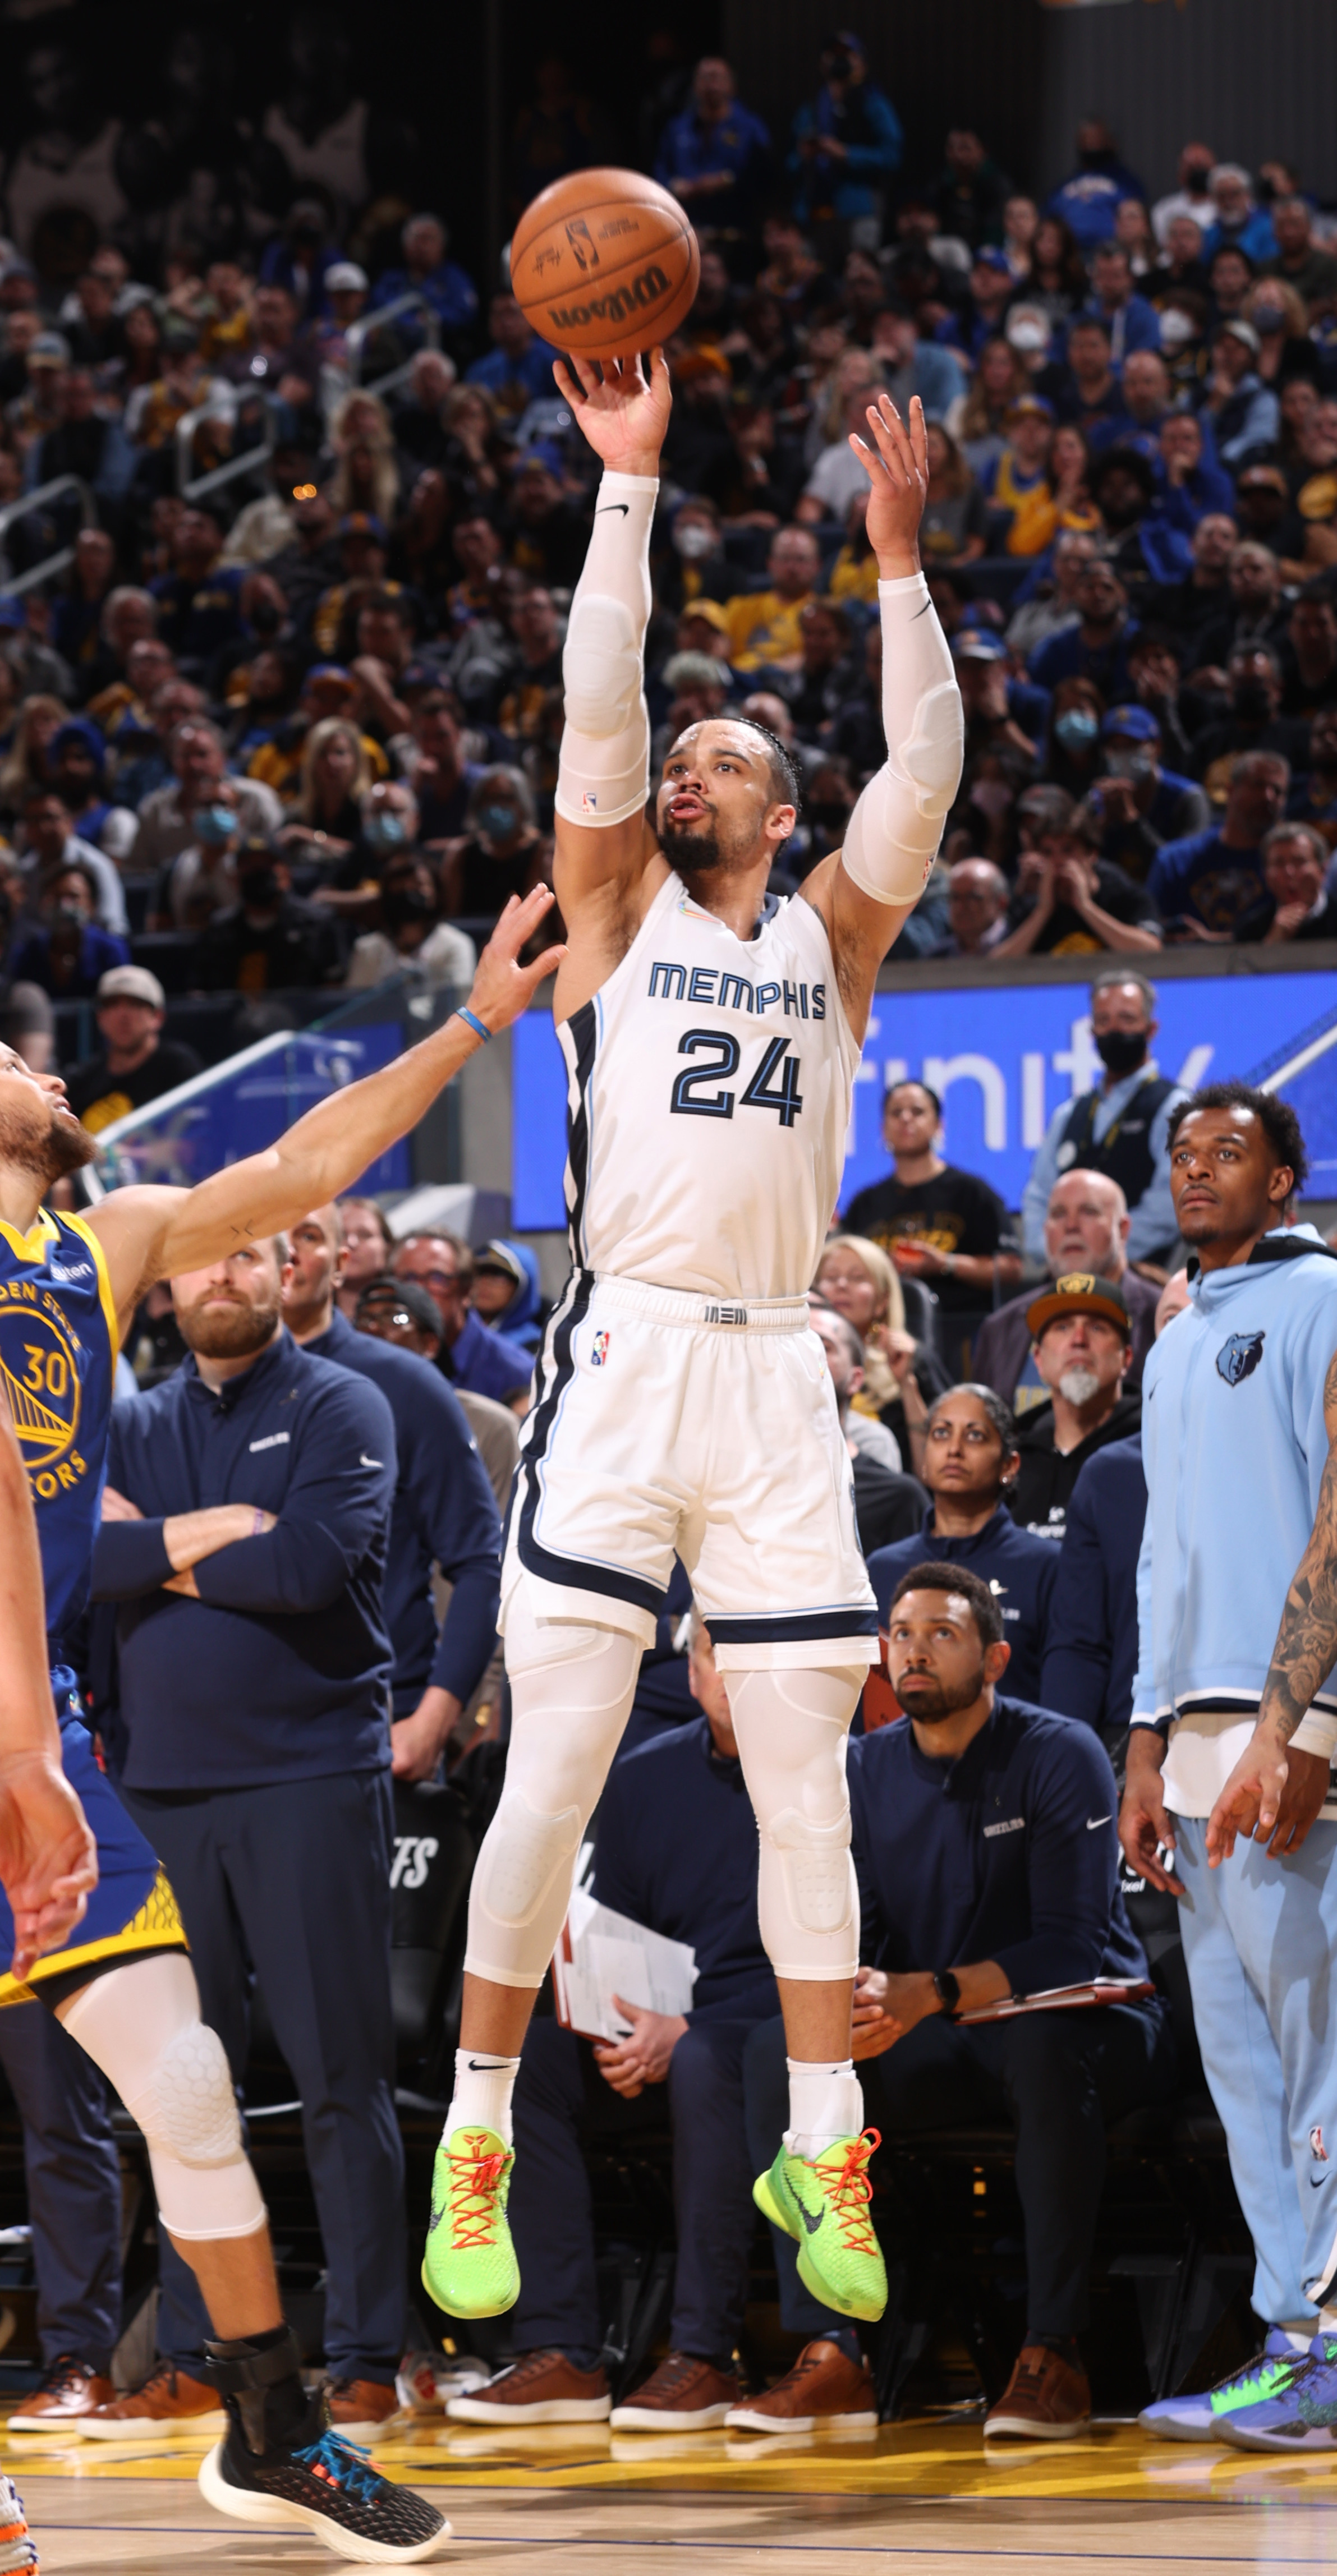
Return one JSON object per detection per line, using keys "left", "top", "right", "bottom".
{"left": 1120, "top": 1079, "right": 1337, "bottom": 2448}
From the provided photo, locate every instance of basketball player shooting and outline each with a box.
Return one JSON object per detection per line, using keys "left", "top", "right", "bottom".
{"left": 0, "top": 889, "right": 559, "bottom": 2566}
{"left": 426, "top": 352, "right": 963, "bottom": 2331}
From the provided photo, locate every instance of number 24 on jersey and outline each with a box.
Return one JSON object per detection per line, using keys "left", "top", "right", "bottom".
{"left": 670, "top": 1027, "right": 805, "bottom": 1128}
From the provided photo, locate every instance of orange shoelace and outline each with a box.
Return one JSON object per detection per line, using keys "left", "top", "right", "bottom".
{"left": 448, "top": 2135, "right": 508, "bottom": 2247}
{"left": 818, "top": 2128, "right": 881, "bottom": 2250}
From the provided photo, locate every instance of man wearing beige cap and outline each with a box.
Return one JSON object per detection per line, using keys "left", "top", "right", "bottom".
{"left": 1008, "top": 1271, "right": 1142, "bottom": 1543}
{"left": 63, "top": 965, "right": 200, "bottom": 1138}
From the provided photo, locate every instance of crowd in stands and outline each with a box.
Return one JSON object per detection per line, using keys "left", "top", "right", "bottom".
{"left": 0, "top": 53, "right": 1331, "bottom": 1120}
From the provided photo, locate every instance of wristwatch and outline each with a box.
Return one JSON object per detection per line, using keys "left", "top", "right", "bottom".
{"left": 931, "top": 1968, "right": 962, "bottom": 2018}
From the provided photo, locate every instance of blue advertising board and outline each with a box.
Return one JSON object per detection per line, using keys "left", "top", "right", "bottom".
{"left": 96, "top": 1024, "right": 411, "bottom": 1195}
{"left": 511, "top": 970, "right": 1337, "bottom": 1230}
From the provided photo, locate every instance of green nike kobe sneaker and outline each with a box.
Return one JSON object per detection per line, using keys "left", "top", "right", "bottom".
{"left": 754, "top": 2129, "right": 886, "bottom": 2322}
{"left": 421, "top": 2127, "right": 520, "bottom": 2319}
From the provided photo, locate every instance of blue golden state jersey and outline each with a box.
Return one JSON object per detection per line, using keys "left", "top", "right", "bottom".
{"left": 0, "top": 1208, "right": 117, "bottom": 1654}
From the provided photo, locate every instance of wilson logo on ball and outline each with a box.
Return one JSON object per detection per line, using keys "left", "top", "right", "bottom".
{"left": 546, "top": 262, "right": 671, "bottom": 333}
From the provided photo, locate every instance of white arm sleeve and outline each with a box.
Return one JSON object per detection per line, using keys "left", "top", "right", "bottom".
{"left": 554, "top": 470, "right": 656, "bottom": 830}
{"left": 839, "top": 573, "right": 964, "bottom": 906}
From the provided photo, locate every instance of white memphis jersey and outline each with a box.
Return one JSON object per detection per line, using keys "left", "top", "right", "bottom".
{"left": 558, "top": 870, "right": 861, "bottom": 1300}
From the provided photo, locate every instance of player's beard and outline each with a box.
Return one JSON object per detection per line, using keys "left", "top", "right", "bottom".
{"left": 177, "top": 1282, "right": 283, "bottom": 1360}
{"left": 895, "top": 1662, "right": 987, "bottom": 1722}
{"left": 659, "top": 808, "right": 760, "bottom": 882}
{"left": 0, "top": 1094, "right": 95, "bottom": 1186}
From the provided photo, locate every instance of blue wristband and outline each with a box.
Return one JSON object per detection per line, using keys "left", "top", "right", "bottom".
{"left": 455, "top": 1007, "right": 491, "bottom": 1043}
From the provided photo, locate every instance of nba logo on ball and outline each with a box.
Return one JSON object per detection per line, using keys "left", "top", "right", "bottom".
{"left": 591, "top": 1331, "right": 610, "bottom": 1368}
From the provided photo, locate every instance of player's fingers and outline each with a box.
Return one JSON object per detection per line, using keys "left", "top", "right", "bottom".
{"left": 550, "top": 358, "right": 582, "bottom": 407}
{"left": 873, "top": 394, "right": 917, "bottom": 479}
{"left": 864, "top": 403, "right": 906, "bottom": 479}
{"left": 847, "top": 430, "right": 884, "bottom": 479}
{"left": 649, "top": 343, "right": 670, "bottom": 388}
{"left": 568, "top": 353, "right": 604, "bottom": 399}
{"left": 907, "top": 392, "right": 930, "bottom": 480}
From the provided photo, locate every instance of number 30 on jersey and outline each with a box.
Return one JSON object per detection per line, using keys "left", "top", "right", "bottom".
{"left": 670, "top": 1028, "right": 805, "bottom": 1128}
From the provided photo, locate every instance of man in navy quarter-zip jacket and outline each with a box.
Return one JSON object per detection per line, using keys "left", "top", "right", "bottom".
{"left": 90, "top": 1231, "right": 407, "bottom": 2442}
{"left": 282, "top": 1201, "right": 502, "bottom": 1782}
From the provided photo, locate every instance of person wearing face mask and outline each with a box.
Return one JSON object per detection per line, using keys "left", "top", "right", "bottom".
{"left": 1021, "top": 968, "right": 1191, "bottom": 1266}
{"left": 440, "top": 764, "right": 547, "bottom": 926}
{"left": 1087, "top": 703, "right": 1208, "bottom": 881}
{"left": 197, "top": 839, "right": 344, "bottom": 993}
{"left": 1043, "top": 678, "right": 1105, "bottom": 797}
{"left": 344, "top": 856, "right": 476, "bottom": 990}
{"left": 150, "top": 785, "right": 245, "bottom": 933}
{"left": 1151, "top": 144, "right": 1219, "bottom": 252}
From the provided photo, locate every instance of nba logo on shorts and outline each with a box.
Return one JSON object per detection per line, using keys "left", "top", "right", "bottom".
{"left": 591, "top": 1330, "right": 610, "bottom": 1367}
{"left": 582, "top": 790, "right": 599, "bottom": 813}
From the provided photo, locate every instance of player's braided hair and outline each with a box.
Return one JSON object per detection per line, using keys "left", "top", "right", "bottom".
{"left": 733, "top": 718, "right": 803, "bottom": 813}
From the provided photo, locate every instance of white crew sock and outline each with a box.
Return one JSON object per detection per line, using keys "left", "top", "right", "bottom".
{"left": 1317, "top": 2307, "right": 1337, "bottom": 2340}
{"left": 785, "top": 2058, "right": 863, "bottom": 2160}
{"left": 445, "top": 2050, "right": 521, "bottom": 2150}
{"left": 1281, "top": 2320, "right": 1315, "bottom": 2350}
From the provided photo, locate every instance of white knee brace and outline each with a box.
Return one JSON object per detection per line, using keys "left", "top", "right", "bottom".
{"left": 729, "top": 1666, "right": 864, "bottom": 1981}
{"left": 465, "top": 1596, "right": 642, "bottom": 1989}
{"left": 840, "top": 573, "right": 963, "bottom": 906}
{"left": 59, "top": 1953, "right": 267, "bottom": 2242}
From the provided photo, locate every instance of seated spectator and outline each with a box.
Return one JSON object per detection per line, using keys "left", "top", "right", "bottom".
{"left": 491, "top": 586, "right": 564, "bottom": 738}
{"left": 1020, "top": 965, "right": 1187, "bottom": 1267}
{"left": 1040, "top": 1272, "right": 1188, "bottom": 1745}
{"left": 452, "top": 1614, "right": 778, "bottom": 2434}
{"left": 956, "top": 337, "right": 1030, "bottom": 478}
{"left": 655, "top": 53, "right": 772, "bottom": 241}
{"left": 745, "top": 1561, "right": 1172, "bottom": 2439}
{"left": 8, "top": 859, "right": 128, "bottom": 997}
{"left": 1152, "top": 406, "right": 1234, "bottom": 531}
{"left": 1202, "top": 162, "right": 1276, "bottom": 265}
{"left": 503, "top": 447, "right": 590, "bottom": 590}
{"left": 440, "top": 767, "right": 547, "bottom": 923}
{"left": 1247, "top": 279, "right": 1317, "bottom": 399}
{"left": 1288, "top": 702, "right": 1337, "bottom": 840}
{"left": 1083, "top": 241, "right": 1161, "bottom": 364}
{"left": 196, "top": 841, "right": 344, "bottom": 992}
{"left": 980, "top": 1167, "right": 1161, "bottom": 1411}
{"left": 150, "top": 783, "right": 246, "bottom": 932}
{"left": 344, "top": 854, "right": 477, "bottom": 991}
{"left": 1232, "top": 818, "right": 1337, "bottom": 943}
{"left": 814, "top": 1234, "right": 951, "bottom": 1480}
{"left": 1028, "top": 558, "right": 1137, "bottom": 701}
{"left": 1279, "top": 588, "right": 1337, "bottom": 719}
{"left": 869, "top": 306, "right": 966, "bottom": 430}
{"left": 841, "top": 1075, "right": 1022, "bottom": 1379}
{"left": 1267, "top": 192, "right": 1337, "bottom": 309}
{"left": 918, "top": 424, "right": 989, "bottom": 569}
{"left": 387, "top": 357, "right": 457, "bottom": 477}
{"left": 310, "top": 514, "right": 392, "bottom": 660}
{"left": 355, "top": 1274, "right": 444, "bottom": 1361}
{"left": 998, "top": 797, "right": 1161, "bottom": 957}
{"left": 0, "top": 694, "right": 75, "bottom": 828}
{"left": 1046, "top": 118, "right": 1146, "bottom": 251}
{"left": 1087, "top": 704, "right": 1209, "bottom": 880}
{"left": 1147, "top": 747, "right": 1289, "bottom": 936}
{"left": 1188, "top": 636, "right": 1303, "bottom": 799}
{"left": 278, "top": 717, "right": 372, "bottom": 868}
{"left": 336, "top": 1198, "right": 394, "bottom": 1323}
{"left": 391, "top": 1233, "right": 533, "bottom": 1411}
{"left": 810, "top": 1304, "right": 927, "bottom": 1553}
{"left": 868, "top": 1387, "right": 1058, "bottom": 1700}
{"left": 1148, "top": 508, "right": 1237, "bottom": 662}
{"left": 43, "top": 717, "right": 134, "bottom": 863}
{"left": 470, "top": 1240, "right": 544, "bottom": 1353}
{"left": 934, "top": 128, "right": 1013, "bottom": 250}
{"left": 465, "top": 292, "right": 559, "bottom": 419}
{"left": 1196, "top": 320, "right": 1280, "bottom": 467}
{"left": 928, "top": 855, "right": 1011, "bottom": 956}
{"left": 1053, "top": 317, "right": 1127, "bottom": 439}
{"left": 369, "top": 213, "right": 479, "bottom": 348}
{"left": 723, "top": 527, "right": 820, "bottom": 672}
{"left": 1026, "top": 214, "right": 1090, "bottom": 320}
{"left": 1151, "top": 144, "right": 1217, "bottom": 251}
{"left": 1008, "top": 1273, "right": 1142, "bottom": 1542}
{"left": 129, "top": 716, "right": 281, "bottom": 876}
{"left": 148, "top": 506, "right": 252, "bottom": 677}
{"left": 980, "top": 395, "right": 1064, "bottom": 558}
{"left": 1006, "top": 529, "right": 1097, "bottom": 659}
{"left": 64, "top": 964, "right": 201, "bottom": 1137}
{"left": 17, "top": 787, "right": 128, "bottom": 936}
{"left": 401, "top": 689, "right": 484, "bottom": 845}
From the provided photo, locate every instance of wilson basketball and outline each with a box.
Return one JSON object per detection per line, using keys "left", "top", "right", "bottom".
{"left": 511, "top": 168, "right": 700, "bottom": 360}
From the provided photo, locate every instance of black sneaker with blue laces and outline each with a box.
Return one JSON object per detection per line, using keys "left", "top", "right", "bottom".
{"left": 197, "top": 2327, "right": 451, "bottom": 2564}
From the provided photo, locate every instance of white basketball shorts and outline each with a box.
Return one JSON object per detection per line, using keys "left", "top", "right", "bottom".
{"left": 501, "top": 1271, "right": 879, "bottom": 1671}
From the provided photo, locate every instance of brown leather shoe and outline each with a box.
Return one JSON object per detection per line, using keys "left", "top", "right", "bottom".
{"left": 448, "top": 2348, "right": 610, "bottom": 2424}
{"left": 325, "top": 2376, "right": 403, "bottom": 2442}
{"left": 80, "top": 2360, "right": 226, "bottom": 2440}
{"left": 8, "top": 2354, "right": 116, "bottom": 2436}
{"left": 985, "top": 2344, "right": 1091, "bottom": 2439}
{"left": 610, "top": 2353, "right": 740, "bottom": 2431}
{"left": 725, "top": 2339, "right": 877, "bottom": 2432}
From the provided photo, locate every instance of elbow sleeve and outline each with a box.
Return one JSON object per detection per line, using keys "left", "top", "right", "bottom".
{"left": 840, "top": 573, "right": 964, "bottom": 907}
{"left": 555, "top": 471, "right": 656, "bottom": 830}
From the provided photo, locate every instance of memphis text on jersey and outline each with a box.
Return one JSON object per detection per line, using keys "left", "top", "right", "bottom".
{"left": 647, "top": 961, "right": 826, "bottom": 1020}
{"left": 0, "top": 1274, "right": 92, "bottom": 1501}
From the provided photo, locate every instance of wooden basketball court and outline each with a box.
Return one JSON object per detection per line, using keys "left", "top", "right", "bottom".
{"left": 7, "top": 2411, "right": 1336, "bottom": 2573}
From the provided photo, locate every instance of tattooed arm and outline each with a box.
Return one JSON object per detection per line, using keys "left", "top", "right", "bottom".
{"left": 1206, "top": 1347, "right": 1337, "bottom": 1866}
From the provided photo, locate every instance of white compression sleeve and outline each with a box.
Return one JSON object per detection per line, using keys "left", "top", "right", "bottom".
{"left": 839, "top": 572, "right": 964, "bottom": 906}
{"left": 554, "top": 470, "right": 657, "bottom": 830}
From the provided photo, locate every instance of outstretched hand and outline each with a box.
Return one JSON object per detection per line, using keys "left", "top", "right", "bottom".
{"left": 466, "top": 884, "right": 566, "bottom": 1034}
{"left": 0, "top": 1750, "right": 98, "bottom": 1982}
{"left": 1206, "top": 1727, "right": 1330, "bottom": 1865}
{"left": 849, "top": 392, "right": 927, "bottom": 580}
{"left": 551, "top": 347, "right": 672, "bottom": 478}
